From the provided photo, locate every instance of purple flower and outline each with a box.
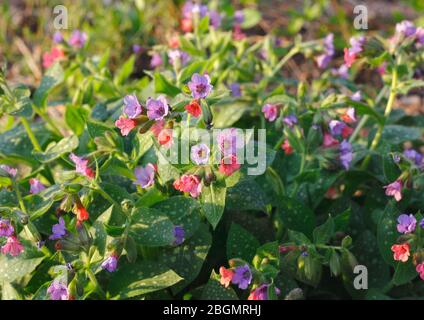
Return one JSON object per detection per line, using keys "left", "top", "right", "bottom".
{"left": 416, "top": 27, "right": 424, "bottom": 45}
{"left": 397, "top": 214, "right": 417, "bottom": 234}
{"left": 316, "top": 33, "right": 334, "bottom": 69}
{"left": 329, "top": 120, "right": 346, "bottom": 136}
{"left": 403, "top": 149, "right": 423, "bottom": 168}
{"left": 229, "top": 82, "right": 241, "bottom": 97}
{"left": 146, "top": 96, "right": 169, "bottom": 121}
{"left": 248, "top": 284, "right": 280, "bottom": 300}
{"left": 29, "top": 178, "right": 46, "bottom": 194}
{"left": 150, "top": 53, "right": 163, "bottom": 68}
{"left": 262, "top": 104, "right": 278, "bottom": 122}
{"left": 316, "top": 54, "right": 332, "bottom": 69}
{"left": 339, "top": 140, "right": 353, "bottom": 170}
{"left": 47, "top": 280, "right": 69, "bottom": 300}
{"left": 332, "top": 64, "right": 349, "bottom": 79}
{"left": 101, "top": 255, "right": 118, "bottom": 272}
{"left": 396, "top": 20, "right": 416, "bottom": 37}
{"left": 234, "top": 10, "right": 244, "bottom": 25}
{"left": 351, "top": 91, "right": 362, "bottom": 101}
{"left": 69, "top": 30, "right": 87, "bottom": 49}
{"left": 134, "top": 163, "right": 155, "bottom": 188}
{"left": 349, "top": 36, "right": 366, "bottom": 54}
{"left": 209, "top": 10, "right": 222, "bottom": 29}
{"left": 283, "top": 115, "right": 298, "bottom": 128}
{"left": 173, "top": 226, "right": 185, "bottom": 245}
{"left": 0, "top": 219, "right": 14, "bottom": 237}
{"left": 231, "top": 264, "right": 252, "bottom": 290}
{"left": 69, "top": 153, "right": 94, "bottom": 178}
{"left": 393, "top": 153, "right": 401, "bottom": 163}
{"left": 0, "top": 165, "right": 17, "bottom": 177}
{"left": 168, "top": 50, "right": 191, "bottom": 67}
{"left": 123, "top": 94, "right": 142, "bottom": 119}
{"left": 420, "top": 218, "right": 424, "bottom": 229}
{"left": 188, "top": 73, "right": 213, "bottom": 99}
{"left": 191, "top": 143, "right": 210, "bottom": 165}
{"left": 217, "top": 128, "right": 244, "bottom": 157}
{"left": 132, "top": 44, "right": 142, "bottom": 54}
{"left": 49, "top": 217, "right": 67, "bottom": 240}
{"left": 52, "top": 31, "right": 63, "bottom": 43}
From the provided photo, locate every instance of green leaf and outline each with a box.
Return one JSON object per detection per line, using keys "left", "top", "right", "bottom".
{"left": 201, "top": 271, "right": 238, "bottom": 300}
{"left": 65, "top": 106, "right": 87, "bottom": 136}
{"left": 154, "top": 73, "right": 181, "bottom": 97}
{"left": 153, "top": 196, "right": 201, "bottom": 239}
{"left": 380, "top": 125, "right": 422, "bottom": 145}
{"left": 33, "top": 63, "right": 64, "bottom": 108}
{"left": 86, "top": 120, "right": 113, "bottom": 139}
{"left": 108, "top": 260, "right": 183, "bottom": 299}
{"left": 312, "top": 216, "right": 334, "bottom": 245}
{"left": 241, "top": 8, "right": 262, "bottom": 29}
{"left": 114, "top": 55, "right": 135, "bottom": 85}
{"left": 226, "top": 223, "right": 260, "bottom": 262}
{"left": 0, "top": 245, "right": 45, "bottom": 283}
{"left": 201, "top": 182, "right": 227, "bottom": 229}
{"left": 212, "top": 100, "right": 251, "bottom": 129}
{"left": 226, "top": 180, "right": 268, "bottom": 212}
{"left": 157, "top": 223, "right": 212, "bottom": 294}
{"left": 278, "top": 197, "right": 316, "bottom": 238}
{"left": 393, "top": 261, "right": 417, "bottom": 285}
{"left": 129, "top": 207, "right": 175, "bottom": 247}
{"left": 33, "top": 135, "right": 78, "bottom": 163}
{"left": 377, "top": 202, "right": 400, "bottom": 265}
{"left": 348, "top": 100, "right": 384, "bottom": 125}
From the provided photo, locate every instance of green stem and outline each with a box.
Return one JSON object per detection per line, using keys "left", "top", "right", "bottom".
{"left": 361, "top": 66, "right": 398, "bottom": 170}
{"left": 21, "top": 117, "right": 41, "bottom": 151}
{"left": 86, "top": 267, "right": 106, "bottom": 299}
{"left": 269, "top": 46, "right": 299, "bottom": 79}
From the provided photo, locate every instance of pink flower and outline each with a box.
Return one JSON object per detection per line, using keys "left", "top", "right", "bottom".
{"left": 219, "top": 154, "right": 241, "bottom": 176}
{"left": 158, "top": 129, "right": 174, "bottom": 148}
{"left": 134, "top": 164, "right": 155, "bottom": 188}
{"left": 322, "top": 132, "right": 339, "bottom": 148}
{"left": 262, "top": 104, "right": 278, "bottom": 122}
{"left": 173, "top": 174, "right": 202, "bottom": 198}
{"left": 69, "top": 30, "right": 87, "bottom": 49}
{"left": 1, "top": 236, "right": 24, "bottom": 257}
{"left": 42, "top": 47, "right": 65, "bottom": 68}
{"left": 0, "top": 165, "right": 17, "bottom": 177}
{"left": 185, "top": 100, "right": 202, "bottom": 117}
{"left": 416, "top": 263, "right": 424, "bottom": 280}
{"left": 219, "top": 267, "right": 234, "bottom": 288}
{"left": 384, "top": 180, "right": 402, "bottom": 202}
{"left": 69, "top": 153, "right": 95, "bottom": 179}
{"left": 344, "top": 48, "right": 356, "bottom": 68}
{"left": 376, "top": 62, "right": 387, "bottom": 76}
{"left": 115, "top": 116, "right": 137, "bottom": 136}
{"left": 29, "top": 178, "right": 46, "bottom": 194}
{"left": 281, "top": 139, "right": 293, "bottom": 155}
{"left": 391, "top": 243, "right": 410, "bottom": 262}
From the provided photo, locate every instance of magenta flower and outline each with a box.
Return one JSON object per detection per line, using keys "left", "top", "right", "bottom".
{"left": 115, "top": 117, "right": 137, "bottom": 136}
{"left": 262, "top": 104, "right": 278, "bottom": 122}
{"left": 47, "top": 280, "right": 69, "bottom": 300}
{"left": 0, "top": 165, "right": 17, "bottom": 177}
{"left": 339, "top": 140, "right": 353, "bottom": 170}
{"left": 0, "top": 219, "right": 14, "bottom": 237}
{"left": 191, "top": 143, "right": 210, "bottom": 165}
{"left": 146, "top": 96, "right": 169, "bottom": 121}
{"left": 123, "top": 94, "right": 142, "bottom": 119}
{"left": 1, "top": 236, "right": 24, "bottom": 257}
{"left": 29, "top": 178, "right": 46, "bottom": 194}
{"left": 134, "top": 163, "right": 155, "bottom": 188}
{"left": 188, "top": 73, "right": 213, "bottom": 99}
{"left": 173, "top": 226, "right": 185, "bottom": 246}
{"left": 49, "top": 217, "right": 67, "bottom": 240}
{"left": 397, "top": 214, "right": 417, "bottom": 234}
{"left": 69, "top": 30, "right": 87, "bottom": 48}
{"left": 101, "top": 255, "right": 118, "bottom": 272}
{"left": 69, "top": 153, "right": 95, "bottom": 179}
{"left": 383, "top": 180, "right": 403, "bottom": 202}
{"left": 231, "top": 264, "right": 252, "bottom": 290}
{"left": 150, "top": 53, "right": 163, "bottom": 68}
